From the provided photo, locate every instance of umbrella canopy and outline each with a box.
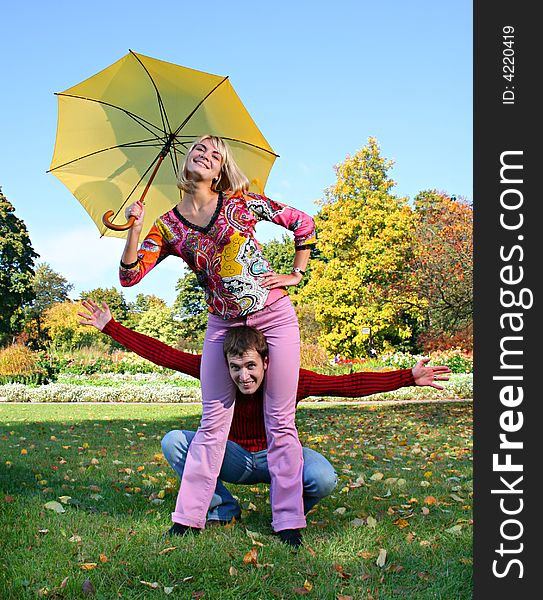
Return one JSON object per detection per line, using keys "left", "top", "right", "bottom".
{"left": 48, "top": 50, "right": 278, "bottom": 238}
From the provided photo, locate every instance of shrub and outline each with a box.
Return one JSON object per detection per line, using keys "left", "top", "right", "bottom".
{"left": 0, "top": 345, "right": 54, "bottom": 384}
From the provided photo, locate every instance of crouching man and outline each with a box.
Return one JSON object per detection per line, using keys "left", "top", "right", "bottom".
{"left": 161, "top": 325, "right": 337, "bottom": 527}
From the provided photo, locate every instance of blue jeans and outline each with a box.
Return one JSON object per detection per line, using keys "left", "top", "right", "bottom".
{"left": 161, "top": 430, "right": 337, "bottom": 523}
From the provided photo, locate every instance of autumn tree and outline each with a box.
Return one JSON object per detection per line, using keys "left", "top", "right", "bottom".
{"left": 0, "top": 189, "right": 39, "bottom": 345}
{"left": 25, "top": 263, "right": 73, "bottom": 343}
{"left": 301, "top": 138, "right": 421, "bottom": 357}
{"left": 42, "top": 301, "right": 103, "bottom": 350}
{"left": 411, "top": 191, "right": 473, "bottom": 350}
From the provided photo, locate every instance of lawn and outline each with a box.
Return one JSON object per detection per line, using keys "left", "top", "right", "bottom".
{"left": 0, "top": 402, "right": 472, "bottom": 599}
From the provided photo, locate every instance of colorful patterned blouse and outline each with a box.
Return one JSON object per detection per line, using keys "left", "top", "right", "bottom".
{"left": 119, "top": 192, "right": 317, "bottom": 319}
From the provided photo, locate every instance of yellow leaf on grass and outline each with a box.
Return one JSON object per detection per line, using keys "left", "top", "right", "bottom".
{"left": 99, "top": 554, "right": 108, "bottom": 563}
{"left": 393, "top": 518, "right": 410, "bottom": 529}
{"left": 20, "top": 449, "right": 28, "bottom": 455}
{"left": 303, "top": 580, "right": 313, "bottom": 591}
{"left": 370, "top": 472, "right": 384, "bottom": 481}
{"left": 424, "top": 496, "right": 437, "bottom": 505}
{"left": 243, "top": 547, "right": 258, "bottom": 565}
{"left": 366, "top": 516, "right": 377, "bottom": 528}
{"left": 80, "top": 563, "right": 97, "bottom": 570}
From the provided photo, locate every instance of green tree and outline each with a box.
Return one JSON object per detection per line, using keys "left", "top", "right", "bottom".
{"left": 172, "top": 271, "right": 207, "bottom": 349}
{"left": 80, "top": 287, "right": 130, "bottom": 324}
{"left": 134, "top": 298, "right": 180, "bottom": 347}
{"left": 301, "top": 138, "right": 421, "bottom": 357}
{"left": 25, "top": 263, "right": 73, "bottom": 342}
{"left": 0, "top": 189, "right": 39, "bottom": 345}
{"left": 412, "top": 191, "right": 473, "bottom": 350}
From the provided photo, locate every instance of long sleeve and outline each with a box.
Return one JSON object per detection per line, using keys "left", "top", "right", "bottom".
{"left": 119, "top": 219, "right": 173, "bottom": 287}
{"left": 296, "top": 368, "right": 416, "bottom": 402}
{"left": 102, "top": 319, "right": 201, "bottom": 379}
{"left": 243, "top": 192, "right": 317, "bottom": 249}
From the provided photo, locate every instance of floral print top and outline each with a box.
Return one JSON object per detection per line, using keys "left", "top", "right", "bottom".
{"left": 119, "top": 192, "right": 317, "bottom": 319}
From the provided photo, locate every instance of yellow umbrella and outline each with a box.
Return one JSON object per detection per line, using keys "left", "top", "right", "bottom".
{"left": 48, "top": 50, "right": 278, "bottom": 238}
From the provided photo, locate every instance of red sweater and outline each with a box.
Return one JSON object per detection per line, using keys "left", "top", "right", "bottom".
{"left": 103, "top": 320, "right": 415, "bottom": 452}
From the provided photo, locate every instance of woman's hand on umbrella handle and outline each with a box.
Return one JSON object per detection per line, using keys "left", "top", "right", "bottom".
{"left": 102, "top": 210, "right": 137, "bottom": 231}
{"left": 102, "top": 200, "right": 144, "bottom": 231}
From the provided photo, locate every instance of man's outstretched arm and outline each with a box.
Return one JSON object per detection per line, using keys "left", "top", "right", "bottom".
{"left": 78, "top": 300, "right": 201, "bottom": 379}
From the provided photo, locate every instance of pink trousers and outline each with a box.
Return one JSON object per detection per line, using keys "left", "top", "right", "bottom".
{"left": 171, "top": 295, "right": 306, "bottom": 531}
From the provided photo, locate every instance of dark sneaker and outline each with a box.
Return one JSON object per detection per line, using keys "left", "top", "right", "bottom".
{"left": 278, "top": 528, "right": 302, "bottom": 548}
{"left": 166, "top": 523, "right": 201, "bottom": 537}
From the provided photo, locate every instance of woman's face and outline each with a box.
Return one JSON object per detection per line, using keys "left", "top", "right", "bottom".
{"left": 185, "top": 138, "right": 223, "bottom": 183}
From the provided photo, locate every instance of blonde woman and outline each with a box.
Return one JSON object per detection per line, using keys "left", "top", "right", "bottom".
{"left": 119, "top": 136, "right": 316, "bottom": 546}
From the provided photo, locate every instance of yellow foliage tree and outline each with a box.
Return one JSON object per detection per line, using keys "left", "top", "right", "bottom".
{"left": 42, "top": 300, "right": 102, "bottom": 349}
{"left": 301, "top": 138, "right": 423, "bottom": 357}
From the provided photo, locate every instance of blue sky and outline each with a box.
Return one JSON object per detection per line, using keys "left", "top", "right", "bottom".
{"left": 1, "top": 1, "right": 472, "bottom": 306}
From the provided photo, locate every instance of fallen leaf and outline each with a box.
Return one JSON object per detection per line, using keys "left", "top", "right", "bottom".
{"left": 4, "top": 495, "right": 14, "bottom": 503}
{"left": 334, "top": 507, "right": 346, "bottom": 515}
{"left": 159, "top": 547, "right": 177, "bottom": 555}
{"left": 376, "top": 548, "right": 387, "bottom": 568}
{"left": 393, "top": 518, "right": 410, "bottom": 529}
{"left": 337, "top": 595, "right": 354, "bottom": 600}
{"left": 80, "top": 563, "right": 98, "bottom": 570}
{"left": 424, "top": 496, "right": 437, "bottom": 505}
{"left": 60, "top": 576, "right": 69, "bottom": 589}
{"left": 82, "top": 578, "right": 95, "bottom": 596}
{"left": 366, "top": 516, "right": 377, "bottom": 529}
{"left": 334, "top": 564, "right": 351, "bottom": 580}
{"left": 229, "top": 566, "right": 238, "bottom": 576}
{"left": 358, "top": 551, "right": 374, "bottom": 559}
{"left": 140, "top": 581, "right": 160, "bottom": 589}
{"left": 44, "top": 501, "right": 65, "bottom": 514}
{"left": 243, "top": 547, "right": 258, "bottom": 565}
{"left": 370, "top": 472, "right": 384, "bottom": 481}
{"left": 303, "top": 580, "right": 313, "bottom": 591}
{"left": 20, "top": 448, "right": 28, "bottom": 455}
{"left": 59, "top": 496, "right": 72, "bottom": 504}
{"left": 445, "top": 524, "right": 463, "bottom": 535}
{"left": 164, "top": 586, "right": 174, "bottom": 594}
{"left": 99, "top": 554, "right": 108, "bottom": 563}
{"left": 349, "top": 518, "right": 366, "bottom": 527}
{"left": 69, "top": 535, "right": 82, "bottom": 543}
{"left": 421, "top": 507, "right": 430, "bottom": 515}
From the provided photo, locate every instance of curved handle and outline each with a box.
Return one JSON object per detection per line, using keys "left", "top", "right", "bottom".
{"left": 102, "top": 210, "right": 136, "bottom": 231}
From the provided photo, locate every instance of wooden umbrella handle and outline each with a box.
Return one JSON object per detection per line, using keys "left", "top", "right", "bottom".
{"left": 102, "top": 210, "right": 136, "bottom": 231}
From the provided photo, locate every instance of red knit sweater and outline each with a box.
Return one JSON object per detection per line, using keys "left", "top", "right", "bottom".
{"left": 103, "top": 320, "right": 415, "bottom": 452}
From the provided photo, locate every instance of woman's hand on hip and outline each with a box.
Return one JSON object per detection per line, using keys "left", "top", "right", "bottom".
{"left": 259, "top": 271, "right": 303, "bottom": 289}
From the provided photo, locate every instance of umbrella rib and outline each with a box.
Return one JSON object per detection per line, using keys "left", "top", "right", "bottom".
{"left": 221, "top": 137, "right": 280, "bottom": 158}
{"left": 173, "top": 76, "right": 230, "bottom": 135}
{"left": 47, "top": 139, "right": 166, "bottom": 172}
{"left": 55, "top": 93, "right": 166, "bottom": 139}
{"left": 129, "top": 50, "right": 172, "bottom": 137}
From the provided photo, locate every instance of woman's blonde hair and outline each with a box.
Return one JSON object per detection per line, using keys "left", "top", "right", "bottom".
{"left": 176, "top": 135, "right": 249, "bottom": 196}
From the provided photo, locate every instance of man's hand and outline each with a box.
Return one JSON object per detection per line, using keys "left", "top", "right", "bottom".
{"left": 412, "top": 357, "right": 452, "bottom": 390}
{"left": 78, "top": 300, "right": 113, "bottom": 331}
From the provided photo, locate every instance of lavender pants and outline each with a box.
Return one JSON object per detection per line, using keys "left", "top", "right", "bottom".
{"left": 171, "top": 295, "right": 306, "bottom": 531}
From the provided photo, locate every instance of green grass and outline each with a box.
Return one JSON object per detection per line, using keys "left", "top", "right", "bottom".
{"left": 0, "top": 402, "right": 472, "bottom": 599}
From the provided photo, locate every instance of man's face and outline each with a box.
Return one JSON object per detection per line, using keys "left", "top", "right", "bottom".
{"left": 227, "top": 349, "right": 268, "bottom": 395}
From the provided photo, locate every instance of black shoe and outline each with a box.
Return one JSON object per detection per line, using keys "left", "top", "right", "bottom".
{"left": 167, "top": 523, "right": 201, "bottom": 537}
{"left": 278, "top": 528, "right": 302, "bottom": 548}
